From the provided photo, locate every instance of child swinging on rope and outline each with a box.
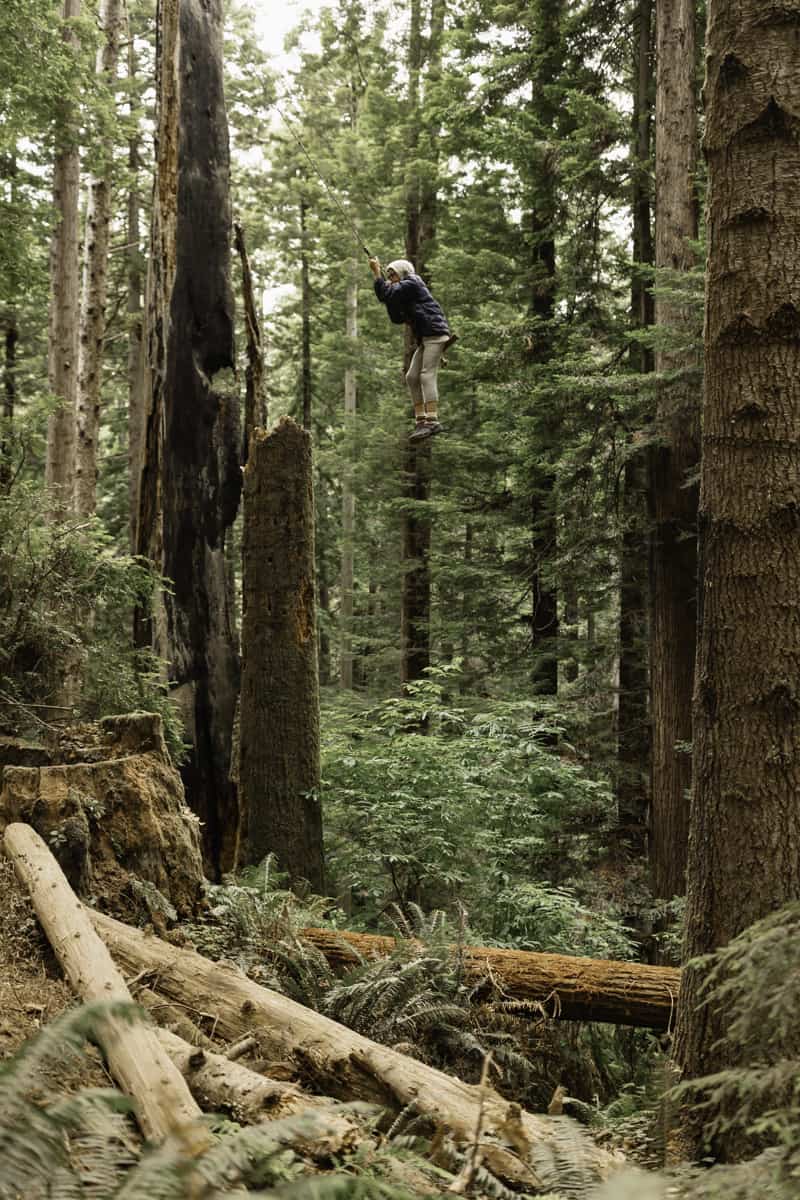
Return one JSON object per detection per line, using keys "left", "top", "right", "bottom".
{"left": 369, "top": 256, "right": 456, "bottom": 442}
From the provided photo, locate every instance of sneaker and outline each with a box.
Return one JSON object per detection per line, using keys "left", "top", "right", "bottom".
{"left": 409, "top": 419, "right": 444, "bottom": 441}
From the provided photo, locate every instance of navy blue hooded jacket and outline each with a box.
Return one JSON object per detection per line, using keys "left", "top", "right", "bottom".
{"left": 373, "top": 274, "right": 451, "bottom": 341}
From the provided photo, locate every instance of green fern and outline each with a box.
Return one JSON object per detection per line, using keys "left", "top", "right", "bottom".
{"left": 0, "top": 1004, "right": 137, "bottom": 1199}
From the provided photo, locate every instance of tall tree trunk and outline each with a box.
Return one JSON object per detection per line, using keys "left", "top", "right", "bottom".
{"left": 137, "top": 0, "right": 242, "bottom": 876}
{"left": 648, "top": 0, "right": 699, "bottom": 899}
{"left": 126, "top": 23, "right": 144, "bottom": 555}
{"left": 527, "top": 0, "right": 562, "bottom": 697}
{"left": 74, "top": 0, "right": 123, "bottom": 517}
{"left": 340, "top": 261, "right": 358, "bottom": 690}
{"left": 617, "top": 0, "right": 654, "bottom": 850}
{"left": 239, "top": 418, "right": 324, "bottom": 893}
{"left": 300, "top": 196, "right": 312, "bottom": 431}
{"left": 0, "top": 312, "right": 17, "bottom": 492}
{"left": 45, "top": 0, "right": 82, "bottom": 518}
{"left": 400, "top": 0, "right": 443, "bottom": 688}
{"left": 674, "top": 0, "right": 800, "bottom": 1152}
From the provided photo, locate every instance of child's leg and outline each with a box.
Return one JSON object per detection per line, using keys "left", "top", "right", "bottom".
{"left": 419, "top": 337, "right": 448, "bottom": 419}
{"left": 404, "top": 345, "right": 425, "bottom": 422}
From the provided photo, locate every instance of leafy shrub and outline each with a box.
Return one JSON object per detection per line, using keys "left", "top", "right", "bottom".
{"left": 0, "top": 478, "right": 183, "bottom": 758}
{"left": 321, "top": 670, "right": 631, "bottom": 956}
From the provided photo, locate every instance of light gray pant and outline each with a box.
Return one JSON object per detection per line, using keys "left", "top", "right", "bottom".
{"left": 405, "top": 335, "right": 449, "bottom": 411}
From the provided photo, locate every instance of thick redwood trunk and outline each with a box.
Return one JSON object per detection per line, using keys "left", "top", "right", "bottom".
{"left": 675, "top": 0, "right": 800, "bottom": 1124}
{"left": 137, "top": 0, "right": 241, "bottom": 875}
{"left": 648, "top": 0, "right": 699, "bottom": 899}
{"left": 239, "top": 418, "right": 324, "bottom": 891}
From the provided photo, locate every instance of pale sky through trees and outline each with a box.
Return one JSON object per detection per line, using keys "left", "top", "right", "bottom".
{"left": 251, "top": 0, "right": 326, "bottom": 67}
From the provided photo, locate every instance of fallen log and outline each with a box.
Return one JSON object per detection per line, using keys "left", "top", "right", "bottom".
{"left": 300, "top": 926, "right": 680, "bottom": 1032}
{"left": 90, "top": 907, "right": 623, "bottom": 1193}
{"left": 3, "top": 823, "right": 203, "bottom": 1143}
{"left": 155, "top": 1026, "right": 356, "bottom": 1143}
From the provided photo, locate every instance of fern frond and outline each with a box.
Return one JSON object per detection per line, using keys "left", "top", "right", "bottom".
{"left": 0, "top": 1006, "right": 141, "bottom": 1200}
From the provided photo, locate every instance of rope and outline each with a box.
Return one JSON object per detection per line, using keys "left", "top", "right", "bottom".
{"left": 271, "top": 93, "right": 374, "bottom": 260}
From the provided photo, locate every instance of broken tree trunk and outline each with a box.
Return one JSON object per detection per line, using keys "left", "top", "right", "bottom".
{"left": 90, "top": 908, "right": 623, "bottom": 1192}
{"left": 3, "top": 823, "right": 202, "bottom": 1143}
{"left": 239, "top": 418, "right": 324, "bottom": 890}
{"left": 299, "top": 926, "right": 680, "bottom": 1032}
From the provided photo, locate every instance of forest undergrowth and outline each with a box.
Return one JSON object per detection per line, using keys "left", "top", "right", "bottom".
{"left": 3, "top": 839, "right": 800, "bottom": 1198}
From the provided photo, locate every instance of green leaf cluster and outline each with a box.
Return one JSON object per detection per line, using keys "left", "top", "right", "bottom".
{"left": 322, "top": 670, "right": 633, "bottom": 957}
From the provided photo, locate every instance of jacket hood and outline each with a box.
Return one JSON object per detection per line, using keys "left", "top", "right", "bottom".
{"left": 386, "top": 259, "right": 415, "bottom": 280}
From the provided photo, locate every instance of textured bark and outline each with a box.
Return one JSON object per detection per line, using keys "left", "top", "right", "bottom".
{"left": 1, "top": 310, "right": 16, "bottom": 491}
{"left": 154, "top": 1027, "right": 347, "bottom": 1128}
{"left": 399, "top": 0, "right": 438, "bottom": 688}
{"left": 675, "top": 0, "right": 800, "bottom": 1107}
{"left": 126, "top": 25, "right": 144, "bottom": 555}
{"left": 239, "top": 418, "right": 324, "bottom": 891}
{"left": 300, "top": 197, "right": 312, "bottom": 431}
{"left": 400, "top": 434, "right": 432, "bottom": 687}
{"left": 45, "top": 0, "right": 82, "bottom": 517}
{"left": 4, "top": 824, "right": 202, "bottom": 1142}
{"left": 527, "top": 0, "right": 562, "bottom": 696}
{"left": 90, "top": 909, "right": 624, "bottom": 1190}
{"left": 340, "top": 262, "right": 358, "bottom": 690}
{"left": 0, "top": 713, "right": 206, "bottom": 917}
{"left": 136, "top": 0, "right": 241, "bottom": 875}
{"left": 617, "top": 0, "right": 654, "bottom": 847}
{"left": 648, "top": 0, "right": 700, "bottom": 899}
{"left": 301, "top": 926, "right": 681, "bottom": 1030}
{"left": 233, "top": 221, "right": 267, "bottom": 462}
{"left": 74, "top": 0, "right": 123, "bottom": 517}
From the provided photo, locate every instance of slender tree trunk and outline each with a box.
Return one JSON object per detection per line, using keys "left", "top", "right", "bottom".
{"left": 137, "top": 0, "right": 242, "bottom": 876}
{"left": 233, "top": 220, "right": 267, "bottom": 463}
{"left": 674, "top": 0, "right": 800, "bottom": 1153}
{"left": 1, "top": 150, "right": 18, "bottom": 492}
{"left": 300, "top": 196, "right": 312, "bottom": 431}
{"left": 45, "top": 0, "right": 82, "bottom": 518}
{"left": 0, "top": 313, "right": 17, "bottom": 492}
{"left": 74, "top": 0, "right": 123, "bottom": 517}
{"left": 648, "top": 0, "right": 699, "bottom": 900}
{"left": 340, "top": 261, "right": 358, "bottom": 690}
{"left": 239, "top": 418, "right": 324, "bottom": 892}
{"left": 400, "top": 0, "right": 442, "bottom": 688}
{"left": 528, "top": 0, "right": 562, "bottom": 697}
{"left": 126, "top": 25, "right": 144, "bottom": 555}
{"left": 617, "top": 0, "right": 654, "bottom": 850}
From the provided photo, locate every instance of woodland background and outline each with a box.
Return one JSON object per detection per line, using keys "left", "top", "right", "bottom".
{"left": 2, "top": 0, "right": 800, "bottom": 1196}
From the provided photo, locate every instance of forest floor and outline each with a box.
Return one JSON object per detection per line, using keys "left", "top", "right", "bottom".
{"left": 0, "top": 855, "right": 111, "bottom": 1094}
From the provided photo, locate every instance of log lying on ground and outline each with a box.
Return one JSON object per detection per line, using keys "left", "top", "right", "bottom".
{"left": 4, "top": 823, "right": 203, "bottom": 1143}
{"left": 90, "top": 908, "right": 623, "bottom": 1192}
{"left": 156, "top": 1024, "right": 359, "bottom": 1153}
{"left": 301, "top": 926, "right": 681, "bottom": 1032}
